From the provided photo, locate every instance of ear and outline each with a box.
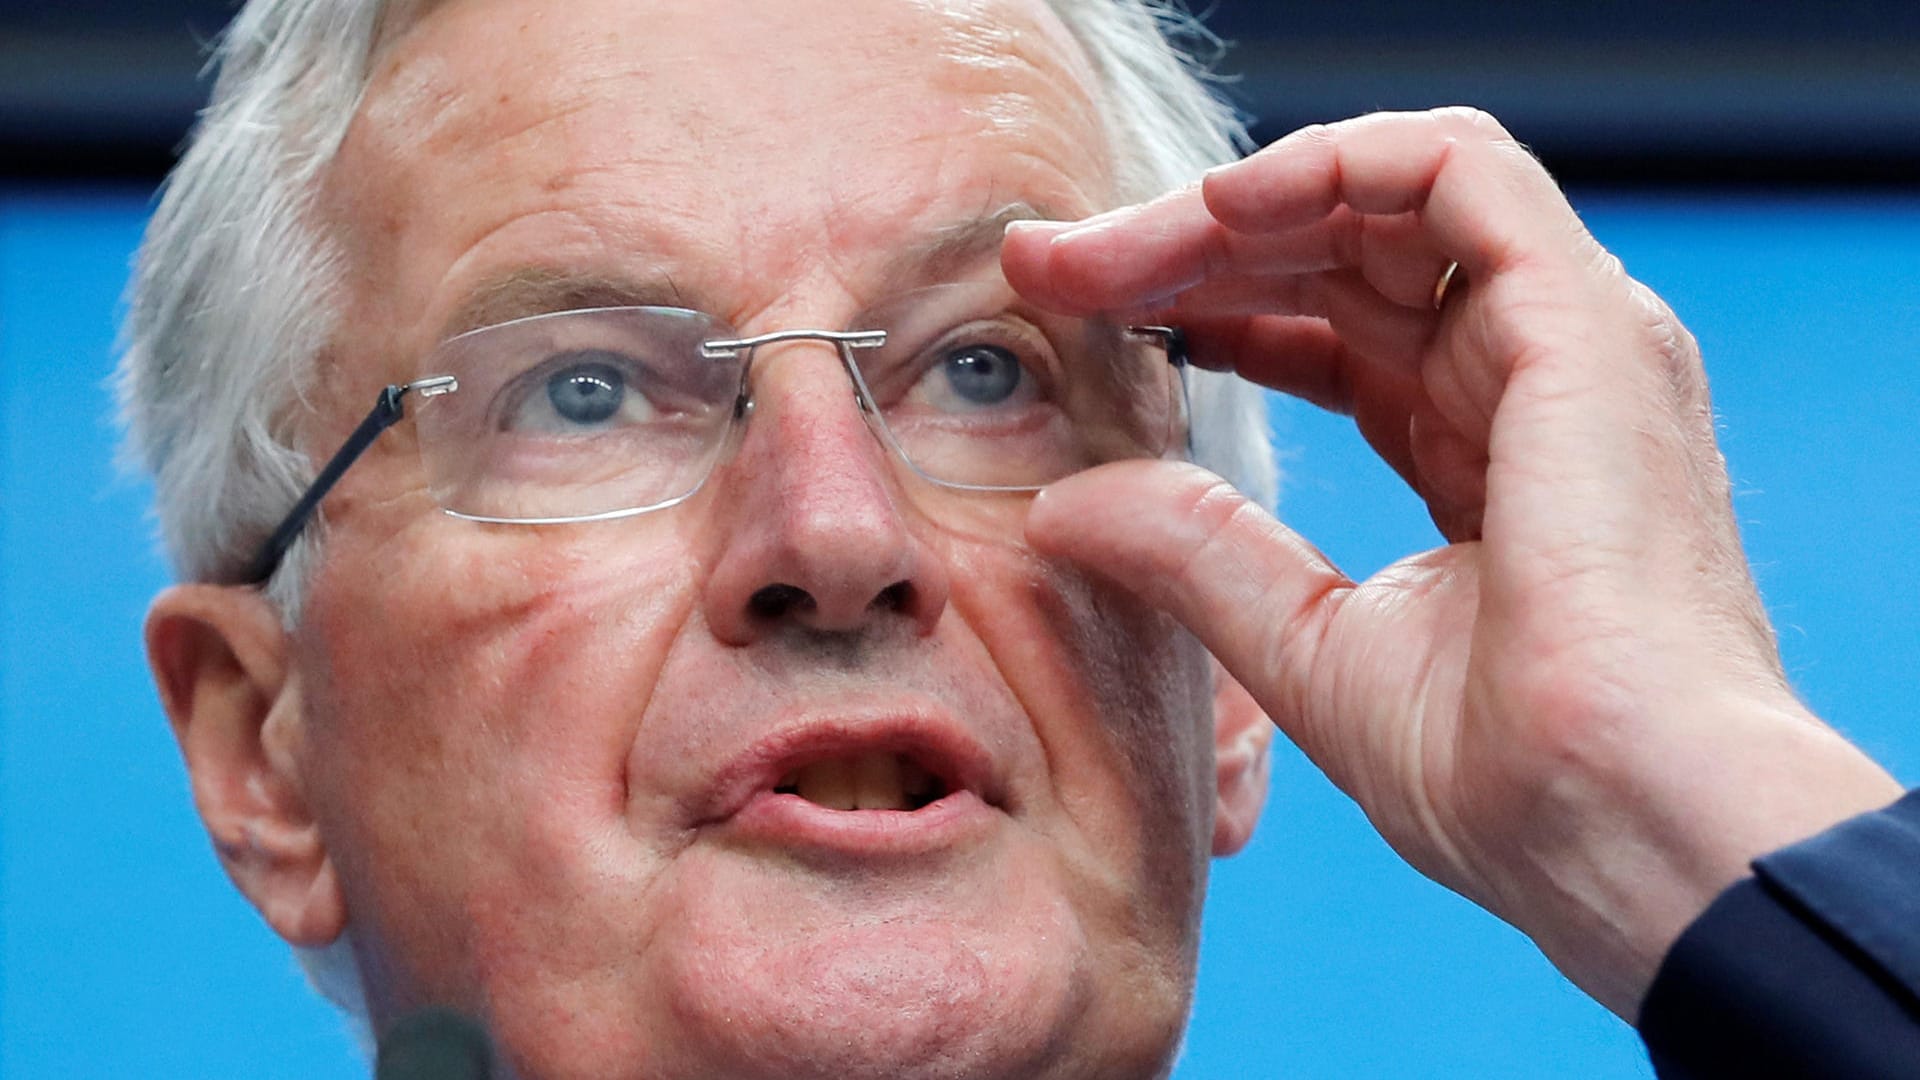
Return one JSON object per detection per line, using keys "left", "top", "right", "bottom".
{"left": 1209, "top": 656, "right": 1272, "bottom": 856}
{"left": 146, "top": 583, "right": 345, "bottom": 947}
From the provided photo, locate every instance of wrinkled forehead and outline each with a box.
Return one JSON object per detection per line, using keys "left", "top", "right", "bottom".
{"left": 321, "top": 0, "right": 1114, "bottom": 338}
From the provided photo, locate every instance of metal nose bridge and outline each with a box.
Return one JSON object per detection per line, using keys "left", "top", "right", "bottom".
{"left": 699, "top": 327, "right": 887, "bottom": 359}
{"left": 702, "top": 327, "right": 891, "bottom": 421}
{"left": 691, "top": 322, "right": 936, "bottom": 523}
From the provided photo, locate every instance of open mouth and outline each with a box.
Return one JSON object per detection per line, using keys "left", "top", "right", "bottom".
{"left": 773, "top": 750, "right": 954, "bottom": 812}
{"left": 696, "top": 714, "right": 1002, "bottom": 851}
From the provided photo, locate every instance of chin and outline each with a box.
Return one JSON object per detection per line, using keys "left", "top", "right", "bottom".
{"left": 631, "top": 870, "right": 1184, "bottom": 1080}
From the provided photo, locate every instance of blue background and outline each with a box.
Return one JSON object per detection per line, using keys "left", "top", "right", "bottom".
{"left": 2, "top": 187, "right": 1916, "bottom": 1077}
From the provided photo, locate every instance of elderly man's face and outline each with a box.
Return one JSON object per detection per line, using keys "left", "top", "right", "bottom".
{"left": 171, "top": 0, "right": 1267, "bottom": 1076}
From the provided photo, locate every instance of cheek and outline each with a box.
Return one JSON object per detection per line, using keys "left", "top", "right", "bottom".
{"left": 296, "top": 520, "right": 703, "bottom": 1010}
{"left": 938, "top": 517, "right": 1216, "bottom": 945}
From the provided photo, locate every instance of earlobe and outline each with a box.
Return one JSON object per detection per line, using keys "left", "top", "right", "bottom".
{"left": 146, "top": 584, "right": 346, "bottom": 948}
{"left": 1210, "top": 657, "right": 1273, "bottom": 857}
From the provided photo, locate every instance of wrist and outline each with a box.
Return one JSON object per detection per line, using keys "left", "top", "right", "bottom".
{"left": 1486, "top": 693, "right": 1902, "bottom": 1019}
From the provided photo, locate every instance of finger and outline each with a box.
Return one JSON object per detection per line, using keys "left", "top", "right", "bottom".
{"left": 1408, "top": 403, "right": 1488, "bottom": 543}
{"left": 1139, "top": 268, "right": 1437, "bottom": 369}
{"left": 1017, "top": 111, "right": 1560, "bottom": 319}
{"left": 1004, "top": 192, "right": 1335, "bottom": 316}
{"left": 1154, "top": 314, "right": 1424, "bottom": 485}
{"left": 1201, "top": 108, "right": 1584, "bottom": 283}
{"left": 1349, "top": 211, "right": 1456, "bottom": 310}
{"left": 1007, "top": 201, "right": 1449, "bottom": 316}
{"left": 1157, "top": 312, "right": 1347, "bottom": 390}
{"left": 1144, "top": 208, "right": 1450, "bottom": 313}
{"left": 1027, "top": 460, "right": 1354, "bottom": 772}
{"left": 1350, "top": 366, "right": 1426, "bottom": 495}
{"left": 1200, "top": 111, "right": 1721, "bottom": 547}
{"left": 1003, "top": 193, "right": 1215, "bottom": 316}
{"left": 1001, "top": 217, "right": 1083, "bottom": 311}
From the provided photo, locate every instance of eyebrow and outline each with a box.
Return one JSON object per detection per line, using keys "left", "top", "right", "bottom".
{"left": 880, "top": 201, "right": 1059, "bottom": 288}
{"left": 438, "top": 202, "right": 1062, "bottom": 340}
{"left": 440, "top": 268, "right": 698, "bottom": 340}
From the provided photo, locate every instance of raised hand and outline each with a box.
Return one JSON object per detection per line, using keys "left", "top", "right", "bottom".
{"left": 1003, "top": 108, "right": 1900, "bottom": 1017}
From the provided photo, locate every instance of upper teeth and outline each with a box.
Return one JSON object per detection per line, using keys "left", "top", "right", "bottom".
{"left": 776, "top": 752, "right": 943, "bottom": 811}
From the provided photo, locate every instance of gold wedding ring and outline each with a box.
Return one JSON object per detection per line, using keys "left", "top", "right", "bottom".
{"left": 1431, "top": 260, "right": 1461, "bottom": 311}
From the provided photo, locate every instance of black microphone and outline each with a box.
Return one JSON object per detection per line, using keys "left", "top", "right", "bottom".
{"left": 375, "top": 1007, "right": 496, "bottom": 1080}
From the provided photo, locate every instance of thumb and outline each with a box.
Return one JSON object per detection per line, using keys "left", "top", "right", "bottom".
{"left": 1025, "top": 460, "right": 1353, "bottom": 766}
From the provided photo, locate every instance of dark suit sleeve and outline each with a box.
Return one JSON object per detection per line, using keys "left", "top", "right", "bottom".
{"left": 1638, "top": 788, "right": 1920, "bottom": 1079}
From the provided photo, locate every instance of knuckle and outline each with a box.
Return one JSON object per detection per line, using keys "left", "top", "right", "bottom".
{"left": 1572, "top": 243, "right": 1632, "bottom": 297}
{"left": 1170, "top": 471, "right": 1280, "bottom": 585}
{"left": 1147, "top": 469, "right": 1253, "bottom": 601}
{"left": 1485, "top": 135, "right": 1546, "bottom": 175}
{"left": 1298, "top": 120, "right": 1336, "bottom": 144}
{"left": 1425, "top": 107, "right": 1545, "bottom": 177}
{"left": 1433, "top": 105, "right": 1513, "bottom": 142}
{"left": 1170, "top": 467, "right": 1248, "bottom": 541}
{"left": 1264, "top": 121, "right": 1336, "bottom": 162}
{"left": 1624, "top": 278, "right": 1706, "bottom": 396}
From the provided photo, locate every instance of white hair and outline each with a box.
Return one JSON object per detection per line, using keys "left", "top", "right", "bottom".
{"left": 1042, "top": 0, "right": 1275, "bottom": 511}
{"left": 118, "top": 0, "right": 1274, "bottom": 1032}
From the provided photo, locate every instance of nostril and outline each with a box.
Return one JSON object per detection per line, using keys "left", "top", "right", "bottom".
{"left": 872, "top": 581, "right": 913, "bottom": 613}
{"left": 749, "top": 583, "right": 813, "bottom": 620}
{"left": 747, "top": 581, "right": 915, "bottom": 623}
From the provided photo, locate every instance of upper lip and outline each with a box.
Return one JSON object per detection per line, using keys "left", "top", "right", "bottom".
{"left": 693, "top": 705, "right": 1005, "bottom": 827}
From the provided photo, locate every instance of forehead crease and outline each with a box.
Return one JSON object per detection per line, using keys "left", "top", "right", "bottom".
{"left": 355, "top": 0, "right": 1105, "bottom": 161}
{"left": 325, "top": 0, "right": 1118, "bottom": 355}
{"left": 928, "top": 2, "right": 1105, "bottom": 124}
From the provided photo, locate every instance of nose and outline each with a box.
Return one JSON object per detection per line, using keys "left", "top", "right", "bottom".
{"left": 701, "top": 340, "right": 949, "bottom": 645}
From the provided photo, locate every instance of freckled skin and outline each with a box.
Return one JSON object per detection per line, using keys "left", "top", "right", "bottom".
{"left": 290, "top": 1, "right": 1236, "bottom": 1077}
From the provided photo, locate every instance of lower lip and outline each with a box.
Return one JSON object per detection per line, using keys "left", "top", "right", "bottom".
{"left": 719, "top": 788, "right": 999, "bottom": 857}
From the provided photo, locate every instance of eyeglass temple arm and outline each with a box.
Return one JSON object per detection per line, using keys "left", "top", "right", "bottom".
{"left": 1126, "top": 324, "right": 1188, "bottom": 367}
{"left": 240, "top": 382, "right": 422, "bottom": 586}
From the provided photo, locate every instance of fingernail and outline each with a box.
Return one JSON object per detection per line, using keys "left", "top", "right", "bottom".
{"left": 1004, "top": 219, "right": 1072, "bottom": 242}
{"left": 1047, "top": 204, "right": 1147, "bottom": 245}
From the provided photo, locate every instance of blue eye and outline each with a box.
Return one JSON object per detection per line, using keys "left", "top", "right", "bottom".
{"left": 546, "top": 358, "right": 625, "bottom": 425}
{"left": 942, "top": 345, "right": 1023, "bottom": 405}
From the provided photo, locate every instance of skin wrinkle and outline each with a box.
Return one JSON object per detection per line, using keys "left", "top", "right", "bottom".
{"left": 439, "top": 210, "right": 702, "bottom": 322}
{"left": 1019, "top": 558, "right": 1207, "bottom": 944}
{"left": 954, "top": 503, "right": 1211, "bottom": 935}
{"left": 928, "top": 1, "right": 1113, "bottom": 203}
{"left": 307, "top": 509, "right": 702, "bottom": 989}
{"left": 450, "top": 90, "right": 608, "bottom": 162}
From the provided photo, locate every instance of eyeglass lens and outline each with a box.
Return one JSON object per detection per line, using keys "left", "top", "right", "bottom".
{"left": 411, "top": 279, "right": 1186, "bottom": 524}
